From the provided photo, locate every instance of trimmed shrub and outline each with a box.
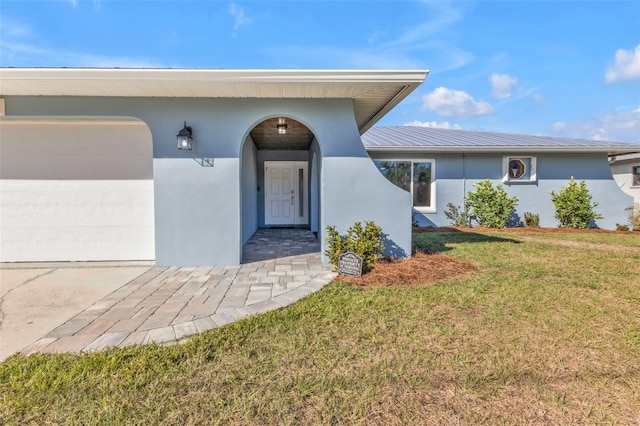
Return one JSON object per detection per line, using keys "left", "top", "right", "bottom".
{"left": 444, "top": 202, "right": 470, "bottom": 227}
{"left": 551, "top": 177, "right": 602, "bottom": 229}
{"left": 524, "top": 212, "right": 540, "bottom": 228}
{"left": 633, "top": 209, "right": 640, "bottom": 232}
{"left": 324, "top": 221, "right": 384, "bottom": 271}
{"left": 465, "top": 179, "right": 519, "bottom": 228}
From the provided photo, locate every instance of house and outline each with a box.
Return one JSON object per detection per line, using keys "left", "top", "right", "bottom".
{"left": 362, "top": 126, "right": 639, "bottom": 229}
{"left": 0, "top": 68, "right": 427, "bottom": 265}
{"left": 609, "top": 152, "right": 640, "bottom": 211}
{"left": 1, "top": 68, "right": 637, "bottom": 267}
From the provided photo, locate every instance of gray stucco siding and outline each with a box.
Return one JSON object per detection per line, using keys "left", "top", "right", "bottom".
{"left": 322, "top": 157, "right": 412, "bottom": 259}
{"left": 153, "top": 157, "right": 241, "bottom": 265}
{"left": 368, "top": 151, "right": 633, "bottom": 230}
{"left": 241, "top": 135, "right": 258, "bottom": 245}
{"left": 5, "top": 96, "right": 414, "bottom": 265}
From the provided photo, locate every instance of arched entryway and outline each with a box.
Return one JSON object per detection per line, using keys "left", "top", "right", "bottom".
{"left": 240, "top": 116, "right": 321, "bottom": 262}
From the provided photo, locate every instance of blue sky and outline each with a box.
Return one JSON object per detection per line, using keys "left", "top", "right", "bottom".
{"left": 1, "top": 0, "right": 639, "bottom": 142}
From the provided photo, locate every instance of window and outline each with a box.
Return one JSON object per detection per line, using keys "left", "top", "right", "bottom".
{"left": 502, "top": 156, "right": 537, "bottom": 184}
{"left": 374, "top": 160, "right": 435, "bottom": 211}
{"left": 633, "top": 166, "right": 640, "bottom": 187}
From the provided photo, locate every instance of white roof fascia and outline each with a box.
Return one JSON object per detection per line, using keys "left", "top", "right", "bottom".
{"left": 608, "top": 152, "right": 640, "bottom": 163}
{"left": 0, "top": 68, "right": 427, "bottom": 93}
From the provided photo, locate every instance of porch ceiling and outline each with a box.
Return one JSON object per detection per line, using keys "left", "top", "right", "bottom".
{"left": 0, "top": 68, "right": 428, "bottom": 134}
{"left": 250, "top": 117, "right": 313, "bottom": 150}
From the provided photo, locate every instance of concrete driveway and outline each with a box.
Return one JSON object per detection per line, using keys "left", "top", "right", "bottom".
{"left": 0, "top": 263, "right": 152, "bottom": 362}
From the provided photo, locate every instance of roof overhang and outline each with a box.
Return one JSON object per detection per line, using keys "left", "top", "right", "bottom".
{"left": 0, "top": 68, "right": 428, "bottom": 134}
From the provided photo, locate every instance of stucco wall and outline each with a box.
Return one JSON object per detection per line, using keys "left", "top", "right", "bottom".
{"left": 368, "top": 151, "right": 634, "bottom": 230}
{"left": 5, "top": 96, "right": 413, "bottom": 265}
{"left": 241, "top": 135, "right": 258, "bottom": 245}
{"left": 610, "top": 159, "right": 640, "bottom": 209}
{"left": 309, "top": 138, "right": 321, "bottom": 234}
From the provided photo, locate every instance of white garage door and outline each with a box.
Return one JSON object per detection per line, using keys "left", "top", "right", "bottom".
{"left": 0, "top": 117, "right": 155, "bottom": 262}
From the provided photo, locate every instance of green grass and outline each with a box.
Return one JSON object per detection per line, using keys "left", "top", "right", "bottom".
{"left": 2, "top": 230, "right": 640, "bottom": 425}
{"left": 508, "top": 230, "right": 640, "bottom": 248}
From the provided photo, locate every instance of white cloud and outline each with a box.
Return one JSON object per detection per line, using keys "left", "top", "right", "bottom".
{"left": 490, "top": 73, "right": 518, "bottom": 99}
{"left": 422, "top": 87, "right": 494, "bottom": 118}
{"left": 532, "top": 93, "right": 550, "bottom": 107}
{"left": 605, "top": 44, "right": 640, "bottom": 84}
{"left": 549, "top": 108, "right": 640, "bottom": 142}
{"left": 266, "top": 2, "right": 472, "bottom": 71}
{"left": 1, "top": 40, "right": 162, "bottom": 68}
{"left": 0, "top": 17, "right": 33, "bottom": 38}
{"left": 229, "top": 3, "right": 253, "bottom": 31}
{"left": 404, "top": 120, "right": 462, "bottom": 129}
{"left": 378, "top": 2, "right": 461, "bottom": 49}
{"left": 68, "top": 0, "right": 101, "bottom": 10}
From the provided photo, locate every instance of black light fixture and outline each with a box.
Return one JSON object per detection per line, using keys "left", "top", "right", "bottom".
{"left": 176, "top": 121, "right": 193, "bottom": 151}
{"left": 277, "top": 117, "right": 288, "bottom": 135}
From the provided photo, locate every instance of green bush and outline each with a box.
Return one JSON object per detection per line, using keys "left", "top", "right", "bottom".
{"left": 465, "top": 179, "right": 519, "bottom": 228}
{"left": 444, "top": 202, "right": 470, "bottom": 227}
{"left": 523, "top": 212, "right": 540, "bottom": 228}
{"left": 625, "top": 206, "right": 640, "bottom": 231}
{"left": 324, "top": 221, "right": 384, "bottom": 271}
{"left": 616, "top": 223, "right": 630, "bottom": 231}
{"left": 550, "top": 177, "right": 602, "bottom": 229}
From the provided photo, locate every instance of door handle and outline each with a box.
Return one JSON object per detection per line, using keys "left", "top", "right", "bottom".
{"left": 291, "top": 195, "right": 294, "bottom": 205}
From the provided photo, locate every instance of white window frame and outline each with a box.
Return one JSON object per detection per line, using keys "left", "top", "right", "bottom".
{"left": 373, "top": 159, "right": 437, "bottom": 213}
{"left": 632, "top": 165, "right": 640, "bottom": 188}
{"left": 502, "top": 156, "right": 537, "bottom": 184}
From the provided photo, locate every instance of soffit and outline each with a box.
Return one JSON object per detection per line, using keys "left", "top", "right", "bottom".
{"left": 250, "top": 117, "right": 313, "bottom": 150}
{"left": 0, "top": 68, "right": 427, "bottom": 133}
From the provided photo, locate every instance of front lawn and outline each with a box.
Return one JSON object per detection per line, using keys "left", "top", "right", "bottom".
{"left": 1, "top": 230, "right": 639, "bottom": 425}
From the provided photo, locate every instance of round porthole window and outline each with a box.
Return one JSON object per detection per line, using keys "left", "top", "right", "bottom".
{"left": 509, "top": 159, "right": 526, "bottom": 179}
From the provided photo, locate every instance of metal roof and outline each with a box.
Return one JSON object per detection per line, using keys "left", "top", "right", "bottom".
{"left": 363, "top": 126, "right": 640, "bottom": 155}
{"left": 0, "top": 68, "right": 427, "bottom": 134}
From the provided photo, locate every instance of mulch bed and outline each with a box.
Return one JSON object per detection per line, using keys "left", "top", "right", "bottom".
{"left": 341, "top": 226, "right": 637, "bottom": 287}
{"left": 412, "top": 226, "right": 636, "bottom": 234}
{"left": 343, "top": 252, "right": 476, "bottom": 287}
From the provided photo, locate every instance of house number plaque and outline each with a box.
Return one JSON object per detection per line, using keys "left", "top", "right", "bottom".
{"left": 338, "top": 252, "right": 363, "bottom": 277}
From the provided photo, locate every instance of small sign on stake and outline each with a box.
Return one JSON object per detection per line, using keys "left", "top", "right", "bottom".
{"left": 338, "top": 252, "right": 363, "bottom": 277}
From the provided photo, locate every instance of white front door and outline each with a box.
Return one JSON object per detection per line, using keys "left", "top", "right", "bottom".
{"left": 265, "top": 161, "right": 308, "bottom": 226}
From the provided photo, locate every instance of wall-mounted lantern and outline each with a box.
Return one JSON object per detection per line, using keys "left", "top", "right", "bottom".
{"left": 176, "top": 121, "right": 194, "bottom": 151}
{"left": 277, "top": 117, "right": 288, "bottom": 135}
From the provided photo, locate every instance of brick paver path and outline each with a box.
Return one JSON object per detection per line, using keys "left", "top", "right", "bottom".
{"left": 22, "top": 229, "right": 336, "bottom": 356}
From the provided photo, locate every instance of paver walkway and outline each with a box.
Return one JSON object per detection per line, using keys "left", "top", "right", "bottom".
{"left": 21, "top": 228, "right": 336, "bottom": 356}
